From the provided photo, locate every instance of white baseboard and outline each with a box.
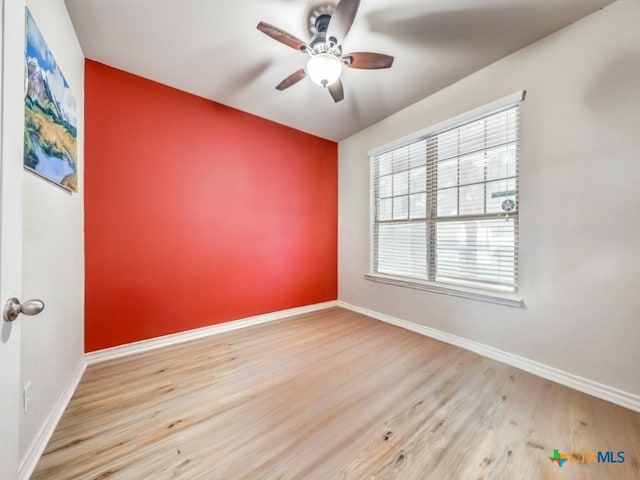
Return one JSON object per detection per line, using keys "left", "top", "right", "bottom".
{"left": 19, "top": 358, "right": 87, "bottom": 480}
{"left": 86, "top": 300, "right": 338, "bottom": 365}
{"left": 337, "top": 301, "right": 640, "bottom": 413}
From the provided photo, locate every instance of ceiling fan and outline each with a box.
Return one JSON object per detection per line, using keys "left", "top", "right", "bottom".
{"left": 257, "top": 0, "right": 394, "bottom": 103}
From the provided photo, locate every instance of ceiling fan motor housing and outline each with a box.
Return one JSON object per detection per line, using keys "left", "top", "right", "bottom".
{"left": 308, "top": 13, "right": 341, "bottom": 57}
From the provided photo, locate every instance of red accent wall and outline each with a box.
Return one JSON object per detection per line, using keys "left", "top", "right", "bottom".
{"left": 84, "top": 60, "right": 337, "bottom": 352}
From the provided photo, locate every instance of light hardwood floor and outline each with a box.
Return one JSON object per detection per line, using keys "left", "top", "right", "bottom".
{"left": 33, "top": 307, "right": 639, "bottom": 479}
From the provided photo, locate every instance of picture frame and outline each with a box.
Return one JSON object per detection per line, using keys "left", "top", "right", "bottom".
{"left": 24, "top": 7, "right": 78, "bottom": 192}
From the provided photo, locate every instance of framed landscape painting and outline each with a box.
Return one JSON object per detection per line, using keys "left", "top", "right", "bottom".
{"left": 24, "top": 8, "right": 78, "bottom": 192}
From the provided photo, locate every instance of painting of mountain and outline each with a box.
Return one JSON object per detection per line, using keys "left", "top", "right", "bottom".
{"left": 24, "top": 8, "right": 77, "bottom": 192}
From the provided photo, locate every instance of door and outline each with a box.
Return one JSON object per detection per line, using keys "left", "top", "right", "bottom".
{"left": 0, "top": 0, "right": 28, "bottom": 478}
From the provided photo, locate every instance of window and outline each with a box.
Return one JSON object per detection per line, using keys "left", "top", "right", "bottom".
{"left": 371, "top": 102, "right": 520, "bottom": 294}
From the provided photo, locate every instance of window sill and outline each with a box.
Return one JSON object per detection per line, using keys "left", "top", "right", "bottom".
{"left": 364, "top": 273, "right": 525, "bottom": 309}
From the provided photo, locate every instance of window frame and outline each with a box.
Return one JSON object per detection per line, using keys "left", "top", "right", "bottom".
{"left": 367, "top": 91, "right": 526, "bottom": 308}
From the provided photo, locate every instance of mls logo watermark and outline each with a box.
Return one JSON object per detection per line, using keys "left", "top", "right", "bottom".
{"left": 549, "top": 449, "right": 625, "bottom": 467}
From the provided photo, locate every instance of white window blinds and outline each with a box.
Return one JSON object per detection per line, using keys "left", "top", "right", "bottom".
{"left": 372, "top": 105, "right": 519, "bottom": 293}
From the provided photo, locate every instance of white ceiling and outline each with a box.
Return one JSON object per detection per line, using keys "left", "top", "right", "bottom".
{"left": 64, "top": 0, "right": 613, "bottom": 141}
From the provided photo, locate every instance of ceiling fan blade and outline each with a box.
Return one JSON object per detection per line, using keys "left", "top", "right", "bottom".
{"left": 326, "top": 0, "right": 360, "bottom": 44}
{"left": 328, "top": 79, "right": 344, "bottom": 103}
{"left": 257, "top": 22, "right": 308, "bottom": 52}
{"left": 276, "top": 68, "right": 307, "bottom": 91}
{"left": 344, "top": 52, "right": 394, "bottom": 69}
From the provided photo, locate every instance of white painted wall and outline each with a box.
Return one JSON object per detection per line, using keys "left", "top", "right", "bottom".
{"left": 20, "top": 0, "right": 84, "bottom": 470}
{"left": 339, "top": 0, "right": 640, "bottom": 398}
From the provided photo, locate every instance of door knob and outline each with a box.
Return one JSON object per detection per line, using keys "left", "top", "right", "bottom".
{"left": 3, "top": 298, "right": 45, "bottom": 322}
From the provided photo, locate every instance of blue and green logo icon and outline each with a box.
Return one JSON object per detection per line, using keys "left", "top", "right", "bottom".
{"left": 549, "top": 449, "right": 568, "bottom": 467}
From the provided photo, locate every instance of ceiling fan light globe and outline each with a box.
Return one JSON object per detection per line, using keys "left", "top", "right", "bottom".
{"left": 307, "top": 53, "right": 342, "bottom": 87}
